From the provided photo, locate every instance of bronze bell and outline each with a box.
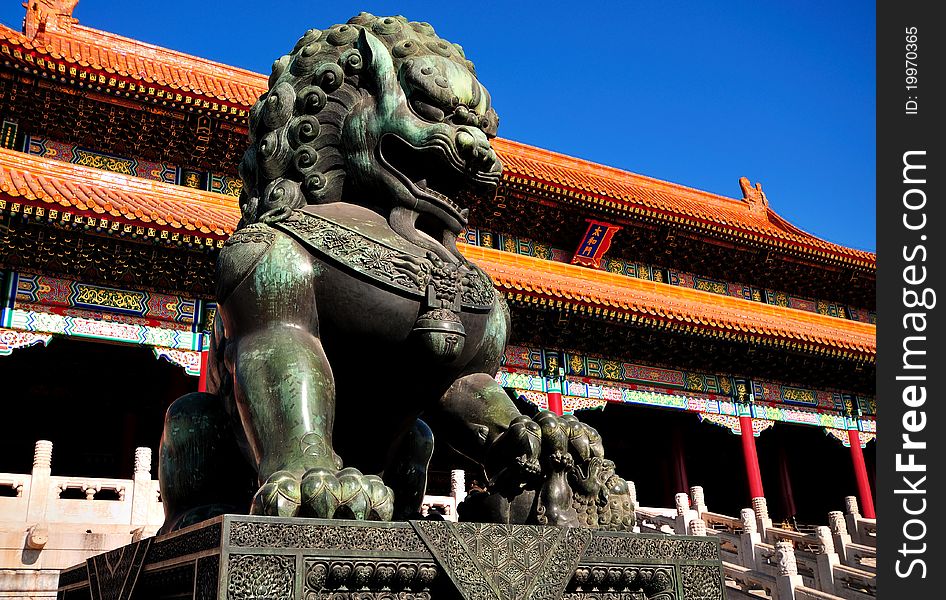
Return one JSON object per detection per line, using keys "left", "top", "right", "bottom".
{"left": 411, "top": 308, "right": 465, "bottom": 362}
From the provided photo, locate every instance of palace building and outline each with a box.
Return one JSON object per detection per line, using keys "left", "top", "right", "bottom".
{"left": 0, "top": 2, "right": 875, "bottom": 597}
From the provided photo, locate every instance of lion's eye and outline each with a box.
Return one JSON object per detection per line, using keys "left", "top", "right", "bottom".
{"left": 409, "top": 92, "right": 446, "bottom": 123}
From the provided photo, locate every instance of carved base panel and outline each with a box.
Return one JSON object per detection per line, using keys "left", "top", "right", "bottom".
{"left": 56, "top": 515, "right": 725, "bottom": 600}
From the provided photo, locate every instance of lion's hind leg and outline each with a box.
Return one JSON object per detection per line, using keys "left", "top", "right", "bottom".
{"left": 384, "top": 418, "right": 435, "bottom": 520}
{"left": 157, "top": 392, "right": 256, "bottom": 534}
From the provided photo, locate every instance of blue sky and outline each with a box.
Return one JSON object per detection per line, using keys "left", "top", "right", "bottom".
{"left": 1, "top": 1, "right": 876, "bottom": 252}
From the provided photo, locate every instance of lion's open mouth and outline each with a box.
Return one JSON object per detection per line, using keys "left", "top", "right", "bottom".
{"left": 378, "top": 134, "right": 498, "bottom": 223}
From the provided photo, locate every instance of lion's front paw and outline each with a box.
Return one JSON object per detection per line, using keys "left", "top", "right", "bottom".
{"left": 300, "top": 467, "right": 394, "bottom": 520}
{"left": 487, "top": 415, "right": 543, "bottom": 489}
{"left": 250, "top": 470, "right": 303, "bottom": 517}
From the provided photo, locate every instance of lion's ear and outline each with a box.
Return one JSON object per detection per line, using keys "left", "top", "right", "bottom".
{"left": 358, "top": 28, "right": 398, "bottom": 98}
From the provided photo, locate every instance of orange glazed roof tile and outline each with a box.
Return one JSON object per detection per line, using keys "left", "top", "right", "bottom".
{"left": 0, "top": 147, "right": 240, "bottom": 237}
{"left": 464, "top": 245, "right": 876, "bottom": 361}
{"left": 0, "top": 16, "right": 875, "bottom": 270}
{"left": 493, "top": 138, "right": 875, "bottom": 269}
{"left": 0, "top": 21, "right": 266, "bottom": 107}
{"left": 0, "top": 147, "right": 875, "bottom": 357}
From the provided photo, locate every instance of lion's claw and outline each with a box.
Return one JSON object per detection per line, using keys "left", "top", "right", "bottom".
{"left": 251, "top": 467, "right": 394, "bottom": 520}
{"left": 250, "top": 470, "right": 303, "bottom": 517}
{"left": 301, "top": 467, "right": 342, "bottom": 518}
{"left": 302, "top": 467, "right": 394, "bottom": 520}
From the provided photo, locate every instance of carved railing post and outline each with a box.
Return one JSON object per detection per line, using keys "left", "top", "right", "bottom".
{"left": 844, "top": 495, "right": 862, "bottom": 543}
{"left": 130, "top": 447, "right": 153, "bottom": 527}
{"left": 450, "top": 469, "right": 466, "bottom": 505}
{"left": 774, "top": 541, "right": 803, "bottom": 600}
{"left": 752, "top": 496, "right": 772, "bottom": 533}
{"left": 627, "top": 481, "right": 640, "bottom": 532}
{"left": 741, "top": 508, "right": 758, "bottom": 534}
{"left": 828, "top": 510, "right": 852, "bottom": 563}
{"left": 26, "top": 440, "right": 53, "bottom": 524}
{"left": 689, "top": 485, "right": 707, "bottom": 516}
{"left": 688, "top": 518, "right": 707, "bottom": 536}
{"left": 814, "top": 525, "right": 840, "bottom": 594}
{"left": 844, "top": 495, "right": 860, "bottom": 518}
{"left": 674, "top": 492, "right": 691, "bottom": 535}
{"left": 739, "top": 508, "right": 762, "bottom": 569}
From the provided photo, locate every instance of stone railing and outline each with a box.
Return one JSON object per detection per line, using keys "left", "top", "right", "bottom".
{"left": 0, "top": 443, "right": 469, "bottom": 598}
{"left": 637, "top": 486, "right": 876, "bottom": 600}
{"left": 0, "top": 441, "right": 164, "bottom": 599}
{"left": 419, "top": 470, "right": 468, "bottom": 521}
{"left": 840, "top": 496, "right": 877, "bottom": 548}
{"left": 2, "top": 447, "right": 876, "bottom": 600}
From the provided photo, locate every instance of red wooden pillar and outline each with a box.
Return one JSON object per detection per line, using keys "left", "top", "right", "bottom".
{"left": 197, "top": 349, "right": 210, "bottom": 393}
{"left": 544, "top": 353, "right": 564, "bottom": 416}
{"left": 546, "top": 379, "right": 564, "bottom": 416}
{"left": 738, "top": 406, "right": 765, "bottom": 500}
{"left": 848, "top": 427, "right": 876, "bottom": 518}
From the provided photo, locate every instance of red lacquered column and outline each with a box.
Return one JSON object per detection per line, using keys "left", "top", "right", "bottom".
{"left": 546, "top": 379, "right": 564, "bottom": 416}
{"left": 848, "top": 427, "right": 876, "bottom": 518}
{"left": 738, "top": 407, "right": 765, "bottom": 500}
{"left": 197, "top": 349, "right": 210, "bottom": 393}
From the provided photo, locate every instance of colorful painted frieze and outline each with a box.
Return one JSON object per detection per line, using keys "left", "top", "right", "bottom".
{"left": 824, "top": 428, "right": 876, "bottom": 448}
{"left": 13, "top": 273, "right": 196, "bottom": 325}
{"left": 4, "top": 307, "right": 204, "bottom": 350}
{"left": 788, "top": 297, "right": 818, "bottom": 313}
{"left": 460, "top": 228, "right": 871, "bottom": 324}
{"left": 153, "top": 347, "right": 202, "bottom": 376}
{"left": 816, "top": 300, "right": 842, "bottom": 318}
{"left": 495, "top": 370, "right": 545, "bottom": 392}
{"left": 200, "top": 302, "right": 218, "bottom": 334}
{"left": 25, "top": 136, "right": 177, "bottom": 184}
{"left": 0, "top": 120, "right": 17, "bottom": 149}
{"left": 750, "top": 380, "right": 834, "bottom": 410}
{"left": 460, "top": 228, "right": 495, "bottom": 249}
{"left": 208, "top": 173, "right": 244, "bottom": 197}
{"left": 501, "top": 344, "right": 874, "bottom": 418}
{"left": 500, "top": 344, "right": 544, "bottom": 370}
{"left": 616, "top": 255, "right": 870, "bottom": 322}
{"left": 846, "top": 306, "right": 876, "bottom": 324}
{"left": 692, "top": 276, "right": 729, "bottom": 296}
{"left": 24, "top": 136, "right": 242, "bottom": 197}
{"left": 514, "top": 390, "right": 607, "bottom": 413}
{"left": 1, "top": 271, "right": 211, "bottom": 357}
{"left": 0, "top": 327, "right": 52, "bottom": 356}
{"left": 603, "top": 256, "right": 641, "bottom": 278}
{"left": 699, "top": 413, "right": 774, "bottom": 437}
{"left": 180, "top": 169, "right": 205, "bottom": 189}
{"left": 14, "top": 301, "right": 190, "bottom": 332}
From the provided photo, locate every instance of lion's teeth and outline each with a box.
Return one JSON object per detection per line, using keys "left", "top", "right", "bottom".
{"left": 416, "top": 179, "right": 428, "bottom": 189}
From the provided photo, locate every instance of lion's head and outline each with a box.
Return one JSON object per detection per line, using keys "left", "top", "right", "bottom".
{"left": 239, "top": 13, "right": 502, "bottom": 261}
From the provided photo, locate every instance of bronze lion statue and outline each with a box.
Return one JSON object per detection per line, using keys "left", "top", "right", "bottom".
{"left": 157, "top": 13, "right": 634, "bottom": 533}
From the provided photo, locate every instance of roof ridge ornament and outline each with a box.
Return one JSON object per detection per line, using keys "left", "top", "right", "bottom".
{"left": 22, "top": 0, "right": 79, "bottom": 41}
{"left": 739, "top": 176, "right": 769, "bottom": 213}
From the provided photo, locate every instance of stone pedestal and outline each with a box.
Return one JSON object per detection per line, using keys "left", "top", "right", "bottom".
{"left": 57, "top": 515, "right": 726, "bottom": 600}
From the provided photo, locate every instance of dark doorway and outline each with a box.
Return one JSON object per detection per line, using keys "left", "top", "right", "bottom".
{"left": 0, "top": 337, "right": 195, "bottom": 478}
{"left": 578, "top": 403, "right": 746, "bottom": 515}
{"left": 757, "top": 422, "right": 868, "bottom": 526}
